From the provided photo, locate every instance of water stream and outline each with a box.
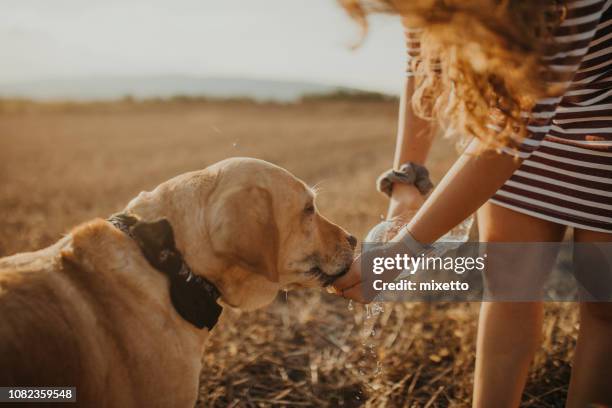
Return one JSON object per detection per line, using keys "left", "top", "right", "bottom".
{"left": 348, "top": 216, "right": 475, "bottom": 388}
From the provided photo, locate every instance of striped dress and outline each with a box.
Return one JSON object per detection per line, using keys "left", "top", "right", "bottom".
{"left": 405, "top": 0, "right": 612, "bottom": 233}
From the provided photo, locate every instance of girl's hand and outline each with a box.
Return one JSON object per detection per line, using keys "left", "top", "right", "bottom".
{"left": 333, "top": 184, "right": 426, "bottom": 303}
{"left": 333, "top": 240, "right": 406, "bottom": 304}
{"left": 332, "top": 253, "right": 369, "bottom": 303}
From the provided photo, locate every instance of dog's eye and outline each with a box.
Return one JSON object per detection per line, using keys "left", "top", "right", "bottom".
{"left": 304, "top": 204, "right": 315, "bottom": 215}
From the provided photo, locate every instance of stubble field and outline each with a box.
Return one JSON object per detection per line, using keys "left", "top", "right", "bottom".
{"left": 0, "top": 99, "right": 577, "bottom": 407}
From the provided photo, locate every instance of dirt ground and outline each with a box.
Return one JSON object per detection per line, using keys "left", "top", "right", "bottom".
{"left": 0, "top": 99, "right": 578, "bottom": 407}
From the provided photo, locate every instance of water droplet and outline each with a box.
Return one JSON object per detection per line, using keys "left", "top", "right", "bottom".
{"left": 371, "top": 302, "right": 384, "bottom": 316}
{"left": 347, "top": 231, "right": 390, "bottom": 384}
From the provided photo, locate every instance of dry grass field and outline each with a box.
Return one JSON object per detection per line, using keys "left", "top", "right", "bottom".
{"left": 0, "top": 99, "right": 578, "bottom": 407}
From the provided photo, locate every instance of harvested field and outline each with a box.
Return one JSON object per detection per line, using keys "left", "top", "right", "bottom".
{"left": 0, "top": 99, "right": 578, "bottom": 407}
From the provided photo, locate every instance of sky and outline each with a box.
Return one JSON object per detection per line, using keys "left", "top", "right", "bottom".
{"left": 0, "top": 0, "right": 406, "bottom": 94}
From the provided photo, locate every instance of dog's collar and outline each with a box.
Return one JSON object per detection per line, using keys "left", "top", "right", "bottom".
{"left": 108, "top": 213, "right": 222, "bottom": 331}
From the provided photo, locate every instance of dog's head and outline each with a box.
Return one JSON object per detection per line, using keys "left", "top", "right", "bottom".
{"left": 128, "top": 158, "right": 356, "bottom": 310}
{"left": 204, "top": 158, "right": 356, "bottom": 309}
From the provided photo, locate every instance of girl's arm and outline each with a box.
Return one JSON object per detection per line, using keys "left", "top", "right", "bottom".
{"left": 387, "top": 56, "right": 435, "bottom": 220}
{"left": 405, "top": 139, "right": 520, "bottom": 244}
{"left": 390, "top": 85, "right": 520, "bottom": 244}
{"left": 335, "top": 139, "right": 521, "bottom": 301}
{"left": 393, "top": 76, "right": 433, "bottom": 168}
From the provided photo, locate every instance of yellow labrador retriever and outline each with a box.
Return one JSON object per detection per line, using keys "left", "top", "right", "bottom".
{"left": 0, "top": 158, "right": 356, "bottom": 407}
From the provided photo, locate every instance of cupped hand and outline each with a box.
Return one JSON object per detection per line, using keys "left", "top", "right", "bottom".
{"left": 333, "top": 240, "right": 404, "bottom": 304}
{"left": 332, "top": 253, "right": 369, "bottom": 303}
{"left": 333, "top": 184, "right": 425, "bottom": 303}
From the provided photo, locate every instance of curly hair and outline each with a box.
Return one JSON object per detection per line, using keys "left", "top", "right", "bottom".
{"left": 340, "top": 0, "right": 570, "bottom": 151}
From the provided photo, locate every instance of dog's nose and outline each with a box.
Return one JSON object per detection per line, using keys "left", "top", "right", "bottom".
{"left": 347, "top": 235, "right": 357, "bottom": 249}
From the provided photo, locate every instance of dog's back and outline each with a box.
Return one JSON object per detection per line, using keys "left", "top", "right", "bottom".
{"left": 0, "top": 241, "right": 87, "bottom": 394}
{"left": 0, "top": 223, "right": 204, "bottom": 407}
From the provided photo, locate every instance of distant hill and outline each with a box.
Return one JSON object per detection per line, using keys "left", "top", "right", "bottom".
{"left": 0, "top": 75, "right": 352, "bottom": 102}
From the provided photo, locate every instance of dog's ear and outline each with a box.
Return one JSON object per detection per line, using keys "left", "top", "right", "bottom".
{"left": 208, "top": 186, "right": 279, "bottom": 282}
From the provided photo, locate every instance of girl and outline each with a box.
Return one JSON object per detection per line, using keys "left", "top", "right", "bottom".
{"left": 334, "top": 1, "right": 612, "bottom": 406}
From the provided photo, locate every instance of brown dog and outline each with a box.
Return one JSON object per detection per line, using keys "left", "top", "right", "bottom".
{"left": 0, "top": 158, "right": 356, "bottom": 407}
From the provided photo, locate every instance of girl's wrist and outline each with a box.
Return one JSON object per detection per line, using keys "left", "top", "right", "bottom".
{"left": 390, "top": 183, "right": 423, "bottom": 202}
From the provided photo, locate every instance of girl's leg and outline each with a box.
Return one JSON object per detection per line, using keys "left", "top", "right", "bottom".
{"left": 473, "top": 202, "right": 566, "bottom": 408}
{"left": 566, "top": 229, "right": 612, "bottom": 408}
